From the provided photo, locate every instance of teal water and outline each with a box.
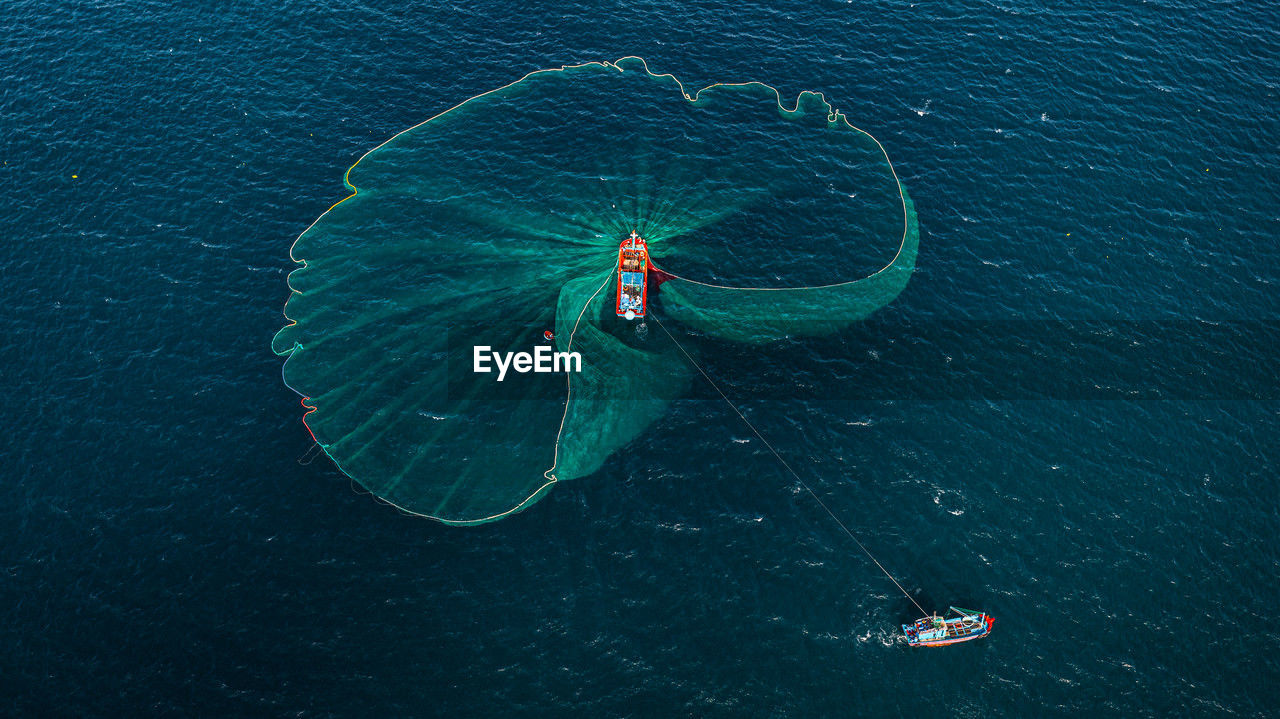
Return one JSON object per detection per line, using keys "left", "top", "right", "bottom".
{"left": 4, "top": 0, "right": 1278, "bottom": 715}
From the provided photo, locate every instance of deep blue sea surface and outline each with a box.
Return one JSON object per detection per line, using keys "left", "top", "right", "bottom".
{"left": 4, "top": 1, "right": 1278, "bottom": 715}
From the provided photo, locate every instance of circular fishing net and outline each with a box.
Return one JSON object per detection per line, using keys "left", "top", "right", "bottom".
{"left": 273, "top": 58, "right": 919, "bottom": 524}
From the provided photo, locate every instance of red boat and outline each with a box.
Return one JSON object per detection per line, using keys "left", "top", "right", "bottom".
{"left": 615, "top": 230, "right": 649, "bottom": 320}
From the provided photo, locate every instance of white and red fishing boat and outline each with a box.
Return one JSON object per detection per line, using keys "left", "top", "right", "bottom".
{"left": 902, "top": 607, "right": 994, "bottom": 647}
{"left": 615, "top": 230, "right": 649, "bottom": 320}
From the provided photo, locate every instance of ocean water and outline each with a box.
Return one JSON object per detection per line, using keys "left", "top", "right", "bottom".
{"left": 4, "top": 0, "right": 1278, "bottom": 716}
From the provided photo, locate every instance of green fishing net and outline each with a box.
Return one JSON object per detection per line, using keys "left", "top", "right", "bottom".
{"left": 273, "top": 58, "right": 919, "bottom": 524}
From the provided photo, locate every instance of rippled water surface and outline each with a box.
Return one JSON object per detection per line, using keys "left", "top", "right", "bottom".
{"left": 4, "top": 1, "right": 1278, "bottom": 715}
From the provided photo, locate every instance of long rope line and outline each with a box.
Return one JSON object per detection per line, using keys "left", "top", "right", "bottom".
{"left": 650, "top": 312, "right": 928, "bottom": 617}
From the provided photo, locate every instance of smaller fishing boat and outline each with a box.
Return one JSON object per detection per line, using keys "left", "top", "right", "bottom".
{"left": 615, "top": 230, "right": 649, "bottom": 320}
{"left": 902, "top": 607, "right": 993, "bottom": 647}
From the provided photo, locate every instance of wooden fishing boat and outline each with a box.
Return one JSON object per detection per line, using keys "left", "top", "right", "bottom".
{"left": 616, "top": 230, "right": 649, "bottom": 320}
{"left": 902, "top": 607, "right": 994, "bottom": 647}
